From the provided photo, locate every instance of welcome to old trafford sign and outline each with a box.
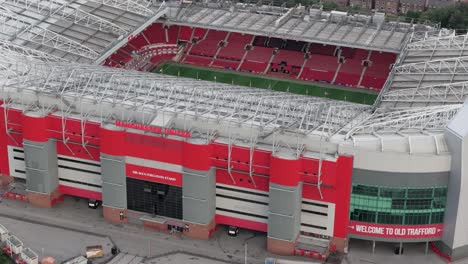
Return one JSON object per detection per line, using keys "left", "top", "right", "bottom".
{"left": 348, "top": 221, "right": 443, "bottom": 239}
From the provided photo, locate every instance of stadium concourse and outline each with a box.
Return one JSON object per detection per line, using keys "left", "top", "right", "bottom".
{"left": 0, "top": 0, "right": 468, "bottom": 262}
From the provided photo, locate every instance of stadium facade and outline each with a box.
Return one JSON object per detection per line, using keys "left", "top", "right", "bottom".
{"left": 0, "top": 0, "right": 467, "bottom": 261}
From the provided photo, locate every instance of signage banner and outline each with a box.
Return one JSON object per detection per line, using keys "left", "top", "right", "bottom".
{"left": 115, "top": 120, "right": 191, "bottom": 138}
{"left": 126, "top": 163, "right": 182, "bottom": 187}
{"left": 348, "top": 221, "right": 443, "bottom": 239}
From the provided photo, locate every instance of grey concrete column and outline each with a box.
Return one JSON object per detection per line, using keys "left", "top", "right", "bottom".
{"left": 101, "top": 153, "right": 127, "bottom": 209}
{"left": 182, "top": 167, "right": 215, "bottom": 225}
{"left": 268, "top": 182, "right": 302, "bottom": 242}
{"left": 24, "top": 139, "right": 58, "bottom": 195}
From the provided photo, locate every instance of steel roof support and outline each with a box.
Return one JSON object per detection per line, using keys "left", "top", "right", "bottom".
{"left": 0, "top": 10, "right": 99, "bottom": 60}
{"left": 345, "top": 105, "right": 462, "bottom": 138}
{"left": 2, "top": 0, "right": 128, "bottom": 35}
{"left": 86, "top": 0, "right": 154, "bottom": 17}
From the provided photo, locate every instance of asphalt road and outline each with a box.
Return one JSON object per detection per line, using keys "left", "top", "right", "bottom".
{"left": 0, "top": 196, "right": 461, "bottom": 264}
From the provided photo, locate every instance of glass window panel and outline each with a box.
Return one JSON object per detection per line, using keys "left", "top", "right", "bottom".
{"left": 407, "top": 188, "right": 433, "bottom": 199}
{"left": 380, "top": 188, "right": 406, "bottom": 198}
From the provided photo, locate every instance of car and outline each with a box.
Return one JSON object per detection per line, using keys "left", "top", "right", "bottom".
{"left": 227, "top": 225, "right": 239, "bottom": 237}
{"left": 88, "top": 199, "right": 102, "bottom": 209}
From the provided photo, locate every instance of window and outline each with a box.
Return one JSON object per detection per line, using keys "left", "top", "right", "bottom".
{"left": 350, "top": 184, "right": 447, "bottom": 225}
{"left": 127, "top": 178, "right": 183, "bottom": 219}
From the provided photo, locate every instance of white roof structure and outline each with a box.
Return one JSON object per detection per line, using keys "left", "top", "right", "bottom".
{"left": 0, "top": 0, "right": 465, "bottom": 159}
{"left": 162, "top": 1, "right": 438, "bottom": 53}
{"left": 0, "top": 0, "right": 155, "bottom": 62}
{"left": 379, "top": 31, "right": 468, "bottom": 108}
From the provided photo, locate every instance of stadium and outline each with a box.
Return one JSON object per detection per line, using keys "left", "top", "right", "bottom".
{"left": 0, "top": 0, "right": 467, "bottom": 261}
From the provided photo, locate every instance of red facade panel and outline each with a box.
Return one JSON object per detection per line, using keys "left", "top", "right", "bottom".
{"left": 0, "top": 105, "right": 9, "bottom": 175}
{"left": 100, "top": 126, "right": 126, "bottom": 156}
{"left": 333, "top": 155, "right": 353, "bottom": 238}
{"left": 56, "top": 141, "right": 101, "bottom": 162}
{"left": 5, "top": 108, "right": 23, "bottom": 133}
{"left": 270, "top": 155, "right": 301, "bottom": 186}
{"left": 215, "top": 214, "right": 268, "bottom": 232}
{"left": 125, "top": 133, "right": 184, "bottom": 165}
{"left": 216, "top": 169, "right": 269, "bottom": 192}
{"left": 183, "top": 141, "right": 212, "bottom": 171}
{"left": 48, "top": 116, "right": 101, "bottom": 146}
{"left": 126, "top": 163, "right": 182, "bottom": 187}
{"left": 22, "top": 113, "right": 48, "bottom": 142}
{"left": 58, "top": 185, "right": 102, "bottom": 200}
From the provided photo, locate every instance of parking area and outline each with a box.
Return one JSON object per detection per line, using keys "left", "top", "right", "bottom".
{"left": 0, "top": 216, "right": 113, "bottom": 263}
{"left": 0, "top": 196, "right": 460, "bottom": 264}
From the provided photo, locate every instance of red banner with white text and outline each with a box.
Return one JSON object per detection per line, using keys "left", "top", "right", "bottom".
{"left": 348, "top": 221, "right": 443, "bottom": 239}
{"left": 126, "top": 163, "right": 182, "bottom": 187}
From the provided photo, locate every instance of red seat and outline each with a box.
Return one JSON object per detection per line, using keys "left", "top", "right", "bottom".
{"left": 272, "top": 50, "right": 305, "bottom": 67}
{"left": 178, "top": 26, "right": 193, "bottom": 41}
{"left": 309, "top": 43, "right": 336, "bottom": 56}
{"left": 217, "top": 33, "right": 253, "bottom": 61}
{"left": 143, "top": 23, "right": 166, "bottom": 44}
{"left": 184, "top": 55, "right": 212, "bottom": 67}
{"left": 212, "top": 59, "right": 239, "bottom": 70}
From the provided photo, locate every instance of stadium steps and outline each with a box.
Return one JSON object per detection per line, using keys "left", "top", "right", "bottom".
{"left": 296, "top": 57, "right": 309, "bottom": 79}
{"left": 357, "top": 50, "right": 372, "bottom": 87}
{"left": 357, "top": 66, "right": 367, "bottom": 87}
{"left": 180, "top": 28, "right": 198, "bottom": 62}
{"left": 210, "top": 31, "right": 231, "bottom": 67}
{"left": 264, "top": 52, "right": 276, "bottom": 74}
{"left": 295, "top": 236, "right": 329, "bottom": 254}
{"left": 236, "top": 48, "right": 250, "bottom": 71}
{"left": 174, "top": 45, "right": 185, "bottom": 62}
{"left": 331, "top": 62, "right": 342, "bottom": 83}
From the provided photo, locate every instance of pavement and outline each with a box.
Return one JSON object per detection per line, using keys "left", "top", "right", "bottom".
{"left": 0, "top": 196, "right": 466, "bottom": 264}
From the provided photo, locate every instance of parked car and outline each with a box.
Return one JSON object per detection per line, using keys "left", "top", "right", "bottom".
{"left": 88, "top": 199, "right": 101, "bottom": 209}
{"left": 227, "top": 226, "right": 239, "bottom": 237}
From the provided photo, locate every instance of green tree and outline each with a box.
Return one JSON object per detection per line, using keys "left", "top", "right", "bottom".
{"left": 322, "top": 1, "right": 339, "bottom": 11}
{"left": 420, "top": 3, "right": 468, "bottom": 29}
{"left": 406, "top": 10, "right": 421, "bottom": 20}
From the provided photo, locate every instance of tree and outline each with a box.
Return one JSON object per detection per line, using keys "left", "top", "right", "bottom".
{"left": 420, "top": 3, "right": 468, "bottom": 30}
{"left": 406, "top": 10, "right": 421, "bottom": 20}
{"left": 322, "top": 1, "right": 339, "bottom": 11}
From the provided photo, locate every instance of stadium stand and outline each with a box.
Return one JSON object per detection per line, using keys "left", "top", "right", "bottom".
{"left": 105, "top": 22, "right": 398, "bottom": 91}
{"left": 217, "top": 32, "right": 253, "bottom": 61}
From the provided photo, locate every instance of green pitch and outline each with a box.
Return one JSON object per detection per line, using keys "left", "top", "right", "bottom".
{"left": 155, "top": 63, "right": 378, "bottom": 105}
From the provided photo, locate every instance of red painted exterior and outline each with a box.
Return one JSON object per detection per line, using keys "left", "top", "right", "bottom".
{"left": 333, "top": 155, "right": 353, "bottom": 238}
{"left": 0, "top": 105, "right": 10, "bottom": 175}
{"left": 270, "top": 155, "right": 301, "bottom": 186}
{"left": 58, "top": 185, "right": 102, "bottom": 200}
{"left": 215, "top": 214, "right": 268, "bottom": 232}
{"left": 216, "top": 169, "right": 270, "bottom": 192}
{"left": 0, "top": 107, "right": 355, "bottom": 242}
{"left": 22, "top": 113, "right": 48, "bottom": 142}
{"left": 348, "top": 221, "right": 443, "bottom": 239}
{"left": 183, "top": 141, "right": 211, "bottom": 171}
{"left": 100, "top": 126, "right": 126, "bottom": 156}
{"left": 126, "top": 163, "right": 183, "bottom": 186}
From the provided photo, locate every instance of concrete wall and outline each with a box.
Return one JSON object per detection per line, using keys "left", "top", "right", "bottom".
{"left": 352, "top": 168, "right": 449, "bottom": 187}
{"left": 24, "top": 139, "right": 58, "bottom": 194}
{"left": 182, "top": 167, "right": 215, "bottom": 225}
{"left": 442, "top": 102, "right": 468, "bottom": 260}
{"left": 340, "top": 144, "right": 451, "bottom": 174}
{"left": 101, "top": 153, "right": 126, "bottom": 208}
{"left": 268, "top": 183, "right": 302, "bottom": 241}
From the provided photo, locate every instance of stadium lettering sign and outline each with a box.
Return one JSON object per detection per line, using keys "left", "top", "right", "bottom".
{"left": 348, "top": 221, "right": 443, "bottom": 239}
{"left": 115, "top": 120, "right": 191, "bottom": 138}
{"left": 126, "top": 163, "right": 182, "bottom": 186}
